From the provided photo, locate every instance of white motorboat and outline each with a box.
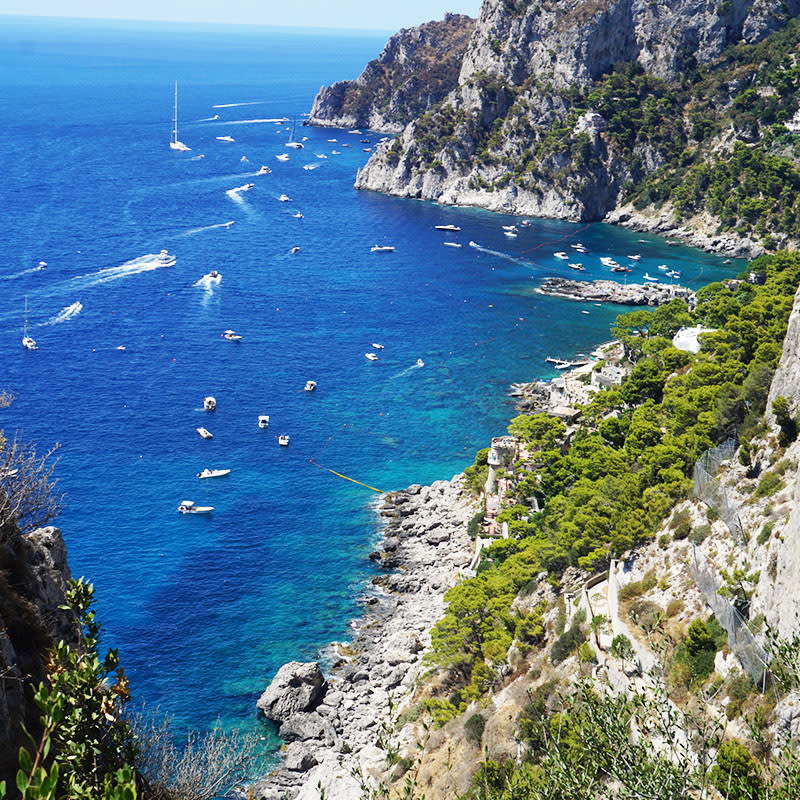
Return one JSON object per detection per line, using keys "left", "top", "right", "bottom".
{"left": 370, "top": 245, "right": 395, "bottom": 253}
{"left": 203, "top": 396, "right": 217, "bottom": 411}
{"left": 286, "top": 142, "right": 304, "bottom": 149}
{"left": 178, "top": 500, "right": 214, "bottom": 514}
{"left": 502, "top": 225, "right": 518, "bottom": 232}
{"left": 600, "top": 256, "right": 617, "bottom": 266}
{"left": 303, "top": 163, "right": 320, "bottom": 171}
{"left": 582, "top": 310, "right": 590, "bottom": 315}
{"left": 316, "top": 153, "right": 327, "bottom": 159}
{"left": 328, "top": 138, "right": 338, "bottom": 142}
{"left": 666, "top": 270, "right": 680, "bottom": 278}
{"left": 169, "top": 81, "right": 191, "bottom": 151}
{"left": 443, "top": 242, "right": 462, "bottom": 248}
{"left": 199, "top": 270, "right": 221, "bottom": 285}
{"left": 628, "top": 254, "right": 642, "bottom": 261}
{"left": 362, "top": 148, "right": 372, "bottom": 152}
{"left": 568, "top": 263, "right": 585, "bottom": 271}
{"left": 196, "top": 468, "right": 230, "bottom": 479}
{"left": 657, "top": 264, "right": 668, "bottom": 271}
{"left": 331, "top": 150, "right": 340, "bottom": 155}
{"left": 504, "top": 231, "right": 517, "bottom": 238}
{"left": 416, "top": 358, "right": 424, "bottom": 367}
{"left": 216, "top": 135, "right": 235, "bottom": 143}
{"left": 371, "top": 343, "right": 384, "bottom": 350}
{"left": 643, "top": 273, "right": 659, "bottom": 282}
{"left": 293, "top": 212, "right": 304, "bottom": 219}
{"left": 365, "top": 352, "right": 379, "bottom": 361}
{"left": 37, "top": 260, "right": 47, "bottom": 270}
{"left": 348, "top": 129, "right": 362, "bottom": 134}
{"left": 196, "top": 427, "right": 213, "bottom": 439}
{"left": 290, "top": 246, "right": 300, "bottom": 254}
{"left": 22, "top": 296, "right": 37, "bottom": 351}
{"left": 554, "top": 252, "right": 568, "bottom": 259}
{"left": 570, "top": 243, "right": 584, "bottom": 249}
{"left": 611, "top": 265, "right": 631, "bottom": 273}
{"left": 159, "top": 248, "right": 175, "bottom": 264}
{"left": 434, "top": 224, "right": 461, "bottom": 232}
{"left": 275, "top": 153, "right": 290, "bottom": 162}
{"left": 304, "top": 380, "right": 317, "bottom": 392}
{"left": 278, "top": 434, "right": 290, "bottom": 446}
{"left": 279, "top": 194, "right": 291, "bottom": 202}
{"left": 256, "top": 165, "right": 272, "bottom": 175}
{"left": 258, "top": 415, "right": 270, "bottom": 428}
{"left": 222, "top": 329, "right": 242, "bottom": 341}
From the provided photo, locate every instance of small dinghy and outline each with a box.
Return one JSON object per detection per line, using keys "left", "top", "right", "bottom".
{"left": 304, "top": 380, "right": 317, "bottom": 392}
{"left": 203, "top": 396, "right": 216, "bottom": 411}
{"left": 278, "top": 434, "right": 290, "bottom": 446}
{"left": 196, "top": 427, "right": 213, "bottom": 439}
{"left": 178, "top": 500, "right": 214, "bottom": 514}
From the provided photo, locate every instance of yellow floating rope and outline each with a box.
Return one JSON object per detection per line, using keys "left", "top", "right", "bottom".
{"left": 310, "top": 460, "right": 384, "bottom": 493}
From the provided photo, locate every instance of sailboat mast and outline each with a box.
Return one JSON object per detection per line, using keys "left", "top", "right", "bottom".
{"left": 173, "top": 81, "right": 178, "bottom": 143}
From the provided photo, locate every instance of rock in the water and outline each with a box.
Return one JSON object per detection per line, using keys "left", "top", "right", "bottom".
{"left": 284, "top": 742, "right": 319, "bottom": 772}
{"left": 257, "top": 661, "right": 327, "bottom": 723}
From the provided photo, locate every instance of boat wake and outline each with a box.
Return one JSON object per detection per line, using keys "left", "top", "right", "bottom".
{"left": 194, "top": 274, "right": 222, "bottom": 289}
{"left": 182, "top": 221, "right": 235, "bottom": 237}
{"left": 1, "top": 263, "right": 48, "bottom": 280}
{"left": 390, "top": 361, "right": 425, "bottom": 380}
{"left": 468, "top": 241, "right": 532, "bottom": 267}
{"left": 41, "top": 301, "right": 83, "bottom": 326}
{"left": 303, "top": 163, "right": 321, "bottom": 171}
{"left": 66, "top": 253, "right": 176, "bottom": 290}
{"left": 211, "top": 102, "right": 270, "bottom": 109}
{"left": 219, "top": 118, "right": 292, "bottom": 125}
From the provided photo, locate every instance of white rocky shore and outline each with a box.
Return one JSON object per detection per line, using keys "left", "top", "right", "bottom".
{"left": 247, "top": 475, "right": 477, "bottom": 800}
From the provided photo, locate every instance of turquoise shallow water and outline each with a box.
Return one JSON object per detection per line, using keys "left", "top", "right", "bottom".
{"left": 0, "top": 16, "right": 744, "bottom": 741}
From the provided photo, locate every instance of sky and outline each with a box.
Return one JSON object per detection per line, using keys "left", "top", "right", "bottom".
{"left": 0, "top": 1, "right": 483, "bottom": 31}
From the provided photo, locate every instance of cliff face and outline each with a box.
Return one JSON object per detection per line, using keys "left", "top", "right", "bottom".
{"left": 355, "top": 0, "right": 800, "bottom": 229}
{"left": 307, "top": 13, "right": 475, "bottom": 134}
{"left": 0, "top": 520, "right": 73, "bottom": 782}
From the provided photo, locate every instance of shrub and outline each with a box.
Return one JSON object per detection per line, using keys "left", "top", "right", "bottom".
{"left": 551, "top": 621, "right": 586, "bottom": 665}
{"left": 757, "top": 522, "right": 773, "bottom": 545}
{"left": 611, "top": 634, "right": 634, "bottom": 661}
{"left": 465, "top": 713, "right": 487, "bottom": 746}
{"left": 691, "top": 524, "right": 712, "bottom": 544}
{"left": 754, "top": 471, "right": 784, "bottom": 498}
{"left": 674, "top": 521, "right": 692, "bottom": 540}
{"left": 667, "top": 598, "right": 684, "bottom": 617}
{"left": 467, "top": 511, "right": 484, "bottom": 538}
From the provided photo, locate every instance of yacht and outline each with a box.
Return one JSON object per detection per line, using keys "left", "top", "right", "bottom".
{"left": 443, "top": 242, "right": 462, "bottom": 248}
{"left": 348, "top": 129, "right": 362, "bottom": 134}
{"left": 502, "top": 225, "right": 518, "bottom": 232}
{"left": 599, "top": 256, "right": 617, "bottom": 266}
{"left": 316, "top": 154, "right": 327, "bottom": 159}
{"left": 666, "top": 269, "right": 681, "bottom": 278}
{"left": 199, "top": 270, "right": 221, "bottom": 285}
{"left": 371, "top": 343, "right": 384, "bottom": 350}
{"left": 258, "top": 415, "right": 270, "bottom": 429}
{"left": 203, "top": 396, "right": 217, "bottom": 411}
{"left": 279, "top": 194, "right": 291, "bottom": 203}
{"left": 21, "top": 296, "right": 37, "bottom": 351}
{"left": 290, "top": 246, "right": 300, "bottom": 254}
{"left": 177, "top": 500, "right": 214, "bottom": 514}
{"left": 216, "top": 135, "right": 235, "bottom": 143}
{"left": 365, "top": 352, "right": 379, "bottom": 361}
{"left": 570, "top": 243, "right": 585, "bottom": 249}
{"left": 554, "top": 252, "right": 568, "bottom": 260}
{"left": 293, "top": 212, "right": 304, "bottom": 219}
{"left": 657, "top": 264, "right": 668, "bottom": 271}
{"left": 278, "top": 434, "right": 291, "bottom": 446}
{"left": 331, "top": 150, "right": 340, "bottom": 155}
{"left": 256, "top": 165, "right": 272, "bottom": 175}
{"left": 568, "top": 263, "right": 585, "bottom": 271}
{"left": 222, "top": 329, "right": 242, "bottom": 341}
{"left": 275, "top": 153, "right": 290, "bottom": 162}
{"left": 628, "top": 254, "right": 642, "bottom": 261}
{"left": 169, "top": 82, "right": 191, "bottom": 152}
{"left": 196, "top": 427, "right": 213, "bottom": 439}
{"left": 196, "top": 468, "right": 230, "bottom": 479}
{"left": 159, "top": 249, "right": 175, "bottom": 264}
{"left": 370, "top": 245, "right": 395, "bottom": 253}
{"left": 435, "top": 224, "right": 461, "bottom": 232}
{"left": 327, "top": 138, "right": 338, "bottom": 142}
{"left": 643, "top": 273, "right": 659, "bottom": 282}
{"left": 286, "top": 118, "right": 304, "bottom": 149}
{"left": 611, "top": 265, "right": 631, "bottom": 273}
{"left": 304, "top": 380, "right": 317, "bottom": 392}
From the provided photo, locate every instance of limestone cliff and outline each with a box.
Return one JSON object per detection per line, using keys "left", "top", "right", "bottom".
{"left": 307, "top": 14, "right": 475, "bottom": 134}
{"left": 0, "top": 519, "right": 73, "bottom": 782}
{"left": 352, "top": 0, "right": 800, "bottom": 247}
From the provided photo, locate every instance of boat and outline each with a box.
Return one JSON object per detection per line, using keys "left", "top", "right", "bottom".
{"left": 37, "top": 260, "right": 47, "bottom": 270}
{"left": 286, "top": 118, "right": 304, "bottom": 149}
{"left": 570, "top": 243, "right": 584, "bottom": 249}
{"left": 196, "top": 468, "right": 230, "bottom": 479}
{"left": 203, "top": 396, "right": 217, "bottom": 411}
{"left": 256, "top": 165, "right": 272, "bottom": 175}
{"left": 443, "top": 242, "right": 462, "bottom": 248}
{"left": 177, "top": 500, "right": 214, "bottom": 514}
{"left": 304, "top": 380, "right": 317, "bottom": 392}
{"left": 278, "top": 434, "right": 290, "bottom": 446}
{"left": 504, "top": 231, "right": 517, "bottom": 238}
{"left": 348, "top": 129, "right": 362, "bottom": 134}
{"left": 341, "top": 143, "right": 350, "bottom": 147}
{"left": 21, "top": 295, "right": 37, "bottom": 351}
{"left": 435, "top": 224, "right": 461, "bottom": 232}
{"left": 657, "top": 264, "right": 668, "bottom": 271}
{"left": 371, "top": 245, "right": 395, "bottom": 253}
{"left": 222, "top": 329, "right": 242, "bottom": 341}
{"left": 568, "top": 263, "right": 585, "bottom": 271}
{"left": 416, "top": 358, "right": 424, "bottom": 367}
{"left": 362, "top": 148, "right": 372, "bottom": 152}
{"left": 371, "top": 343, "right": 385, "bottom": 349}
{"left": 159, "top": 249, "right": 175, "bottom": 264}
{"left": 199, "top": 270, "right": 221, "bottom": 285}
{"left": 216, "top": 135, "right": 235, "bottom": 143}
{"left": 600, "top": 257, "right": 618, "bottom": 267}
{"left": 611, "top": 265, "right": 631, "bottom": 273}
{"left": 666, "top": 270, "right": 680, "bottom": 278}
{"left": 628, "top": 254, "right": 642, "bottom": 261}
{"left": 328, "top": 138, "right": 338, "bottom": 142}
{"left": 290, "top": 246, "right": 300, "bottom": 254}
{"left": 502, "top": 225, "right": 518, "bottom": 232}
{"left": 360, "top": 138, "right": 371, "bottom": 144}
{"left": 316, "top": 153, "right": 327, "bottom": 159}
{"left": 196, "top": 427, "right": 213, "bottom": 439}
{"left": 169, "top": 82, "right": 191, "bottom": 152}
{"left": 275, "top": 153, "right": 290, "bottom": 162}
{"left": 258, "top": 415, "right": 270, "bottom": 428}
{"left": 643, "top": 273, "right": 659, "bottom": 282}
{"left": 365, "top": 353, "right": 379, "bottom": 361}
{"left": 554, "top": 252, "right": 568, "bottom": 259}
{"left": 520, "top": 220, "right": 531, "bottom": 227}
{"left": 293, "top": 212, "right": 304, "bottom": 219}
{"left": 331, "top": 150, "right": 340, "bottom": 155}
{"left": 279, "top": 194, "right": 291, "bottom": 202}
{"left": 582, "top": 310, "right": 590, "bottom": 315}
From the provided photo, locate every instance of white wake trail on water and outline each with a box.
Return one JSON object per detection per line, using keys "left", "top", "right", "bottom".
{"left": 468, "top": 241, "right": 533, "bottom": 267}
{"left": 0, "top": 264, "right": 47, "bottom": 281}
{"left": 212, "top": 101, "right": 267, "bottom": 108}
{"left": 66, "top": 253, "right": 176, "bottom": 290}
{"left": 182, "top": 221, "right": 235, "bottom": 237}
{"left": 390, "top": 361, "right": 425, "bottom": 380}
{"left": 40, "top": 301, "right": 83, "bottom": 326}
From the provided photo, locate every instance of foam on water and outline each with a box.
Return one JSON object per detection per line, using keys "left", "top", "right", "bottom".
{"left": 65, "top": 253, "right": 176, "bottom": 290}
{"left": 41, "top": 301, "right": 83, "bottom": 326}
{"left": 181, "top": 221, "right": 235, "bottom": 237}
{"left": 211, "top": 101, "right": 266, "bottom": 108}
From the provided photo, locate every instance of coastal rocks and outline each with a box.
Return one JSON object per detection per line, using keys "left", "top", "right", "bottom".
{"left": 536, "top": 277, "right": 695, "bottom": 307}
{"left": 256, "top": 661, "right": 327, "bottom": 723}
{"left": 249, "top": 475, "right": 477, "bottom": 800}
{"left": 307, "top": 14, "right": 475, "bottom": 133}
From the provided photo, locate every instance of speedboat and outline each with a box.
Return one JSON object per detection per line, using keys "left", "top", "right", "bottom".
{"left": 348, "top": 129, "right": 362, "bottom": 134}
{"left": 293, "top": 212, "right": 304, "bottom": 219}
{"left": 611, "top": 265, "right": 631, "bottom": 273}
{"left": 37, "top": 261, "right": 47, "bottom": 270}
{"left": 504, "top": 231, "right": 517, "bottom": 238}
{"left": 328, "top": 138, "right": 338, "bottom": 142}
{"left": 278, "top": 434, "right": 290, "bottom": 446}
{"left": 628, "top": 254, "right": 642, "bottom": 261}
{"left": 657, "top": 264, "right": 668, "bottom": 271}
{"left": 365, "top": 352, "right": 379, "bottom": 361}
{"left": 316, "top": 154, "right": 327, "bottom": 159}
{"left": 258, "top": 415, "right": 270, "bottom": 429}
{"left": 570, "top": 243, "right": 584, "bottom": 249}
{"left": 435, "top": 224, "right": 461, "bottom": 232}
{"left": 222, "top": 329, "right": 242, "bottom": 341}
{"left": 371, "top": 343, "right": 384, "bottom": 349}
{"left": 279, "top": 194, "right": 291, "bottom": 202}
{"left": 582, "top": 310, "right": 590, "bottom": 315}
{"left": 22, "top": 296, "right": 37, "bottom": 351}
{"left": 362, "top": 148, "right": 372, "bottom": 152}
{"left": 600, "top": 257, "right": 617, "bottom": 267}
{"left": 216, "top": 135, "right": 235, "bottom": 142}
{"left": 196, "top": 468, "right": 230, "bottom": 479}
{"left": 275, "top": 153, "right": 290, "bottom": 162}
{"left": 331, "top": 150, "right": 340, "bottom": 154}
{"left": 370, "top": 245, "right": 395, "bottom": 253}
{"left": 304, "top": 380, "right": 317, "bottom": 392}
{"left": 200, "top": 270, "right": 221, "bottom": 285}
{"left": 203, "top": 396, "right": 216, "bottom": 411}
{"left": 256, "top": 165, "right": 272, "bottom": 175}
{"left": 178, "top": 500, "right": 214, "bottom": 514}
{"left": 286, "top": 142, "right": 304, "bottom": 149}
{"left": 502, "top": 225, "right": 518, "bottom": 232}
{"left": 159, "top": 249, "right": 174, "bottom": 264}
{"left": 554, "top": 252, "right": 568, "bottom": 259}
{"left": 416, "top": 358, "right": 424, "bottom": 367}
{"left": 290, "top": 246, "right": 300, "bottom": 254}
{"left": 643, "top": 273, "right": 659, "bottom": 282}
{"left": 443, "top": 242, "right": 462, "bottom": 248}
{"left": 568, "top": 263, "right": 585, "bottom": 271}
{"left": 196, "top": 427, "right": 213, "bottom": 439}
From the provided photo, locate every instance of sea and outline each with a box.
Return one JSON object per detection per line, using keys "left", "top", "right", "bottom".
{"left": 0, "top": 15, "right": 744, "bottom": 750}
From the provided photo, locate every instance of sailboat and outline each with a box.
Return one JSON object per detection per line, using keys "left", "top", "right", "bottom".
{"left": 285, "top": 118, "right": 304, "bottom": 150}
{"left": 169, "top": 81, "right": 191, "bottom": 152}
{"left": 22, "top": 296, "right": 37, "bottom": 351}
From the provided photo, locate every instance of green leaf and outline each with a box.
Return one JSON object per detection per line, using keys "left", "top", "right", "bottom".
{"left": 16, "top": 769, "right": 28, "bottom": 795}
{"left": 18, "top": 747, "right": 33, "bottom": 774}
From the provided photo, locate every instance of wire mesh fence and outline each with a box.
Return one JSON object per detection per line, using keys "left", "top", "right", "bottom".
{"left": 693, "top": 438, "right": 745, "bottom": 546}
{"left": 688, "top": 544, "right": 770, "bottom": 692}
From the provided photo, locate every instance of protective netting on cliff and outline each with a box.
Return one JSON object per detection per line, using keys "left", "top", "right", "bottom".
{"left": 688, "top": 544, "right": 769, "bottom": 692}
{"left": 693, "top": 438, "right": 745, "bottom": 546}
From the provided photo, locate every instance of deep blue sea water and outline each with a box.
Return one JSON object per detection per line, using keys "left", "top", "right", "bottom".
{"left": 0, "top": 15, "right": 745, "bottom": 745}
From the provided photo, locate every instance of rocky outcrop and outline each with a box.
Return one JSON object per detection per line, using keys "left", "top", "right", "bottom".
{"left": 307, "top": 13, "right": 474, "bottom": 133}
{"left": 257, "top": 661, "right": 327, "bottom": 723}
{"left": 354, "top": 0, "right": 800, "bottom": 231}
{"left": 0, "top": 522, "right": 73, "bottom": 782}
{"left": 249, "top": 476, "right": 477, "bottom": 800}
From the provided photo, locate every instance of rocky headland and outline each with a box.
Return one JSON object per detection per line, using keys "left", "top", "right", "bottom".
{"left": 249, "top": 476, "right": 477, "bottom": 800}
{"left": 536, "top": 277, "right": 695, "bottom": 306}
{"left": 307, "top": 14, "right": 475, "bottom": 134}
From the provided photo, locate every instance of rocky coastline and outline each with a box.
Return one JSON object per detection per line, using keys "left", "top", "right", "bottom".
{"left": 536, "top": 277, "right": 695, "bottom": 306}
{"left": 249, "top": 476, "right": 477, "bottom": 800}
